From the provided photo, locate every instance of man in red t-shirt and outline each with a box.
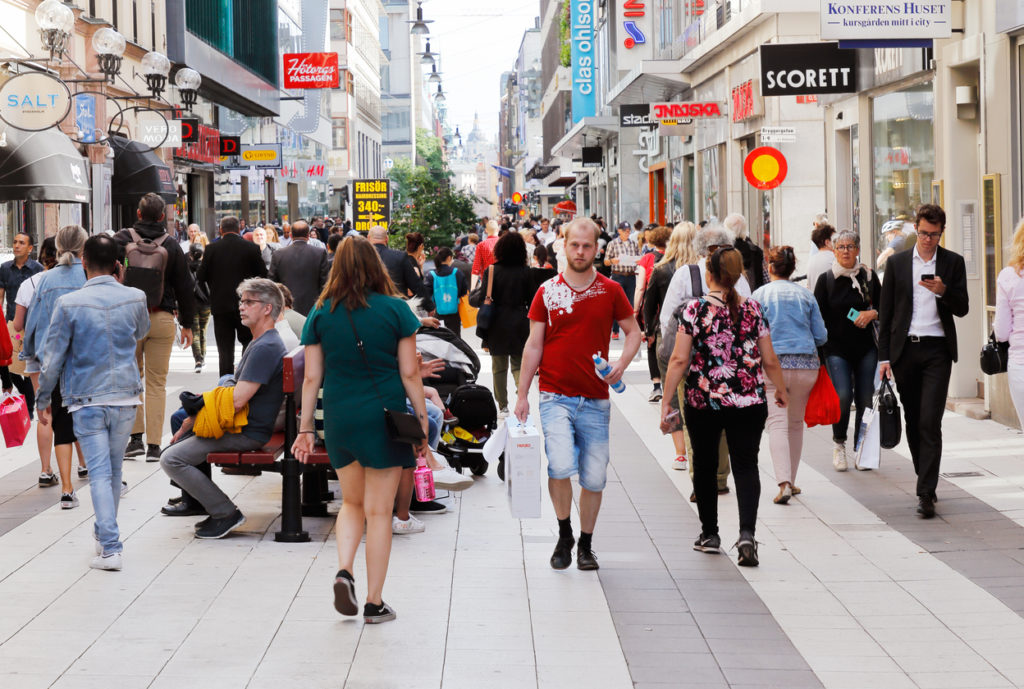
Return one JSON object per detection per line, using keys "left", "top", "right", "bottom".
{"left": 470, "top": 220, "right": 500, "bottom": 288}
{"left": 515, "top": 218, "right": 641, "bottom": 571}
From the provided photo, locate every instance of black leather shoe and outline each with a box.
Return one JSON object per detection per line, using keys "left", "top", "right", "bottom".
{"left": 550, "top": 536, "right": 574, "bottom": 570}
{"left": 576, "top": 547, "right": 599, "bottom": 570}
{"left": 917, "top": 496, "right": 936, "bottom": 519}
{"left": 161, "top": 501, "right": 207, "bottom": 517}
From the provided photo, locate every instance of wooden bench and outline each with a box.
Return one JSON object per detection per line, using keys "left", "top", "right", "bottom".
{"left": 204, "top": 346, "right": 333, "bottom": 543}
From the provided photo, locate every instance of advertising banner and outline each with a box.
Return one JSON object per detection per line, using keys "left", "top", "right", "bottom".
{"left": 619, "top": 103, "right": 654, "bottom": 128}
{"left": 615, "top": 0, "right": 653, "bottom": 74}
{"left": 760, "top": 43, "right": 857, "bottom": 96}
{"left": 353, "top": 179, "right": 391, "bottom": 233}
{"left": 569, "top": 0, "right": 596, "bottom": 123}
{"left": 282, "top": 52, "right": 340, "bottom": 89}
{"left": 222, "top": 144, "right": 284, "bottom": 170}
{"left": 820, "top": 1, "right": 951, "bottom": 40}
{"left": 74, "top": 94, "right": 96, "bottom": 143}
{"left": 0, "top": 73, "right": 71, "bottom": 131}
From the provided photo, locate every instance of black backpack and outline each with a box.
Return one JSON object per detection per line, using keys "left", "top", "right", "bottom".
{"left": 657, "top": 264, "right": 703, "bottom": 366}
{"left": 123, "top": 229, "right": 169, "bottom": 308}
{"left": 446, "top": 383, "right": 498, "bottom": 430}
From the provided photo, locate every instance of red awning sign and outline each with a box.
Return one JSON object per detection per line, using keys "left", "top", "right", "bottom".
{"left": 743, "top": 147, "right": 787, "bottom": 190}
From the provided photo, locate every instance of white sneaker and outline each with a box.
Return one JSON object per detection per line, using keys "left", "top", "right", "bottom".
{"left": 498, "top": 407, "right": 509, "bottom": 419}
{"left": 433, "top": 465, "right": 474, "bottom": 491}
{"left": 60, "top": 492, "right": 79, "bottom": 509}
{"left": 90, "top": 552, "right": 122, "bottom": 571}
{"left": 833, "top": 443, "right": 848, "bottom": 472}
{"left": 392, "top": 515, "right": 425, "bottom": 534}
{"left": 94, "top": 535, "right": 102, "bottom": 555}
{"left": 673, "top": 455, "right": 687, "bottom": 471}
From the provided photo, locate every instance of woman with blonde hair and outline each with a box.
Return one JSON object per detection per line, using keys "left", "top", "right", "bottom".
{"left": 264, "top": 225, "right": 280, "bottom": 245}
{"left": 995, "top": 219, "right": 1024, "bottom": 430}
{"left": 292, "top": 235, "right": 430, "bottom": 623}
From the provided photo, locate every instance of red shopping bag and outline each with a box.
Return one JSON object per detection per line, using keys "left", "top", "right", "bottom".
{"left": 804, "top": 365, "right": 841, "bottom": 428}
{"left": 0, "top": 393, "right": 31, "bottom": 448}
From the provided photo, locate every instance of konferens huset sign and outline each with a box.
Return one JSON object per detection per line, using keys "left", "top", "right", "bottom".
{"left": 821, "top": 2, "right": 952, "bottom": 40}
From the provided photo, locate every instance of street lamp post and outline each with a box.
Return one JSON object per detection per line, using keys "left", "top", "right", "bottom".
{"left": 35, "top": 0, "right": 75, "bottom": 59}
{"left": 174, "top": 67, "right": 202, "bottom": 111}
{"left": 92, "top": 27, "right": 126, "bottom": 84}
{"left": 141, "top": 51, "right": 171, "bottom": 100}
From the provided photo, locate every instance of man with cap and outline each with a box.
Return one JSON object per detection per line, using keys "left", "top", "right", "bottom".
{"left": 603, "top": 222, "right": 640, "bottom": 340}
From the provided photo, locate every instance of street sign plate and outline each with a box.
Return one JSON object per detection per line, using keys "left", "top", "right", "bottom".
{"left": 760, "top": 126, "right": 797, "bottom": 143}
{"left": 353, "top": 179, "right": 391, "bottom": 233}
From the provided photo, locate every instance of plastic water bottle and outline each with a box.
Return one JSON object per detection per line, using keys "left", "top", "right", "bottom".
{"left": 593, "top": 353, "right": 625, "bottom": 394}
{"left": 413, "top": 455, "right": 436, "bottom": 502}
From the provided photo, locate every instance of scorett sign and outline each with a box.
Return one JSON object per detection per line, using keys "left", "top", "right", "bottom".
{"left": 759, "top": 43, "right": 857, "bottom": 96}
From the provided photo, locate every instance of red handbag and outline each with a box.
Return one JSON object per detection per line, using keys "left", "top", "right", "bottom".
{"left": 0, "top": 393, "right": 31, "bottom": 448}
{"left": 804, "top": 365, "right": 841, "bottom": 428}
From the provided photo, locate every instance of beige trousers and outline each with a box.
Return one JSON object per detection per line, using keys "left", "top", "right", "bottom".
{"left": 765, "top": 368, "right": 820, "bottom": 486}
{"left": 133, "top": 310, "right": 175, "bottom": 445}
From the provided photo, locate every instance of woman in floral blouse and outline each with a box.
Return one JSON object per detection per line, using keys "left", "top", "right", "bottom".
{"left": 660, "top": 247, "right": 788, "bottom": 567}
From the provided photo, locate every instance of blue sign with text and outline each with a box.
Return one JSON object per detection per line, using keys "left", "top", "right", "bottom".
{"left": 74, "top": 93, "right": 96, "bottom": 143}
{"left": 570, "top": 0, "right": 596, "bottom": 123}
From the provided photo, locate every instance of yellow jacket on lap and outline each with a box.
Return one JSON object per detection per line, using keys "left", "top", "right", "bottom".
{"left": 194, "top": 386, "right": 249, "bottom": 439}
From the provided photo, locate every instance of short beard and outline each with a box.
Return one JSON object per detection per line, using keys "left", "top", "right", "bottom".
{"left": 566, "top": 257, "right": 595, "bottom": 274}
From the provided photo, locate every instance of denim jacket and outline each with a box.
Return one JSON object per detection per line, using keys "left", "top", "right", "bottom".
{"left": 751, "top": 279, "right": 828, "bottom": 356}
{"left": 22, "top": 260, "right": 87, "bottom": 362}
{"left": 36, "top": 276, "right": 150, "bottom": 410}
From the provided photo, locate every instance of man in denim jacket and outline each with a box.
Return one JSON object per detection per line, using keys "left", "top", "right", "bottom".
{"left": 37, "top": 235, "right": 150, "bottom": 571}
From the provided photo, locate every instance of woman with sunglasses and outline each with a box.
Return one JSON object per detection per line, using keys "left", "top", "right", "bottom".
{"left": 812, "top": 229, "right": 881, "bottom": 472}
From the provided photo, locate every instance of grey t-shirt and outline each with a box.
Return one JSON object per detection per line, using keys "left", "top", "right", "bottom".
{"left": 235, "top": 328, "right": 287, "bottom": 443}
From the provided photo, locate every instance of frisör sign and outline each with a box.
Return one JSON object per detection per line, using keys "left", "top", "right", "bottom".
{"left": 283, "top": 53, "right": 340, "bottom": 89}
{"left": 0, "top": 72, "right": 71, "bottom": 131}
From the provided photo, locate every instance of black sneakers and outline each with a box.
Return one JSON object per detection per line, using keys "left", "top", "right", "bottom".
{"left": 124, "top": 435, "right": 144, "bottom": 459}
{"left": 735, "top": 532, "right": 759, "bottom": 567}
{"left": 194, "top": 509, "right": 246, "bottom": 539}
{"left": 333, "top": 570, "right": 358, "bottom": 616}
{"left": 409, "top": 498, "right": 446, "bottom": 515}
{"left": 363, "top": 601, "right": 396, "bottom": 624}
{"left": 38, "top": 472, "right": 58, "bottom": 487}
{"left": 77, "top": 465, "right": 89, "bottom": 479}
{"left": 576, "top": 547, "right": 599, "bottom": 570}
{"left": 693, "top": 533, "right": 721, "bottom": 554}
{"left": 917, "top": 495, "right": 936, "bottom": 519}
{"left": 550, "top": 536, "right": 575, "bottom": 570}
{"left": 145, "top": 444, "right": 161, "bottom": 462}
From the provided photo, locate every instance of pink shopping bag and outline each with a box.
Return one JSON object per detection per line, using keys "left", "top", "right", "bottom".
{"left": 0, "top": 393, "right": 31, "bottom": 448}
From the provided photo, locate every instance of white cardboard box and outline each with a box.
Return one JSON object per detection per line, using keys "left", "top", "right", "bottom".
{"left": 505, "top": 419, "right": 542, "bottom": 519}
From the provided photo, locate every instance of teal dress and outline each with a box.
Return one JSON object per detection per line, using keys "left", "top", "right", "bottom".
{"left": 301, "top": 292, "right": 421, "bottom": 470}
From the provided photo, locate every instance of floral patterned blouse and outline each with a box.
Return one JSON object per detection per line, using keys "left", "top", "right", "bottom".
{"left": 679, "top": 297, "right": 771, "bottom": 410}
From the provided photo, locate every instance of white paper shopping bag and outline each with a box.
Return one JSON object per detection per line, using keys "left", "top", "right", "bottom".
{"left": 505, "top": 417, "right": 541, "bottom": 519}
{"left": 854, "top": 402, "right": 881, "bottom": 470}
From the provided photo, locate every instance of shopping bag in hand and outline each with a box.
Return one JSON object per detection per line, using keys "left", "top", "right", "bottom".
{"left": 877, "top": 377, "right": 901, "bottom": 449}
{"left": 458, "top": 294, "right": 477, "bottom": 329}
{"left": 804, "top": 365, "right": 841, "bottom": 427}
{"left": 0, "top": 393, "right": 31, "bottom": 448}
{"left": 854, "top": 400, "right": 881, "bottom": 470}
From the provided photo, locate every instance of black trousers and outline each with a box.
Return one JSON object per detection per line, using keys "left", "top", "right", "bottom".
{"left": 891, "top": 337, "right": 952, "bottom": 498}
{"left": 0, "top": 366, "right": 34, "bottom": 418}
{"left": 212, "top": 311, "right": 253, "bottom": 377}
{"left": 439, "top": 312, "right": 461, "bottom": 337}
{"left": 684, "top": 403, "right": 767, "bottom": 537}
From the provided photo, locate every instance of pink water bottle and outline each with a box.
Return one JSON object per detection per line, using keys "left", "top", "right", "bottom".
{"left": 414, "top": 455, "right": 436, "bottom": 502}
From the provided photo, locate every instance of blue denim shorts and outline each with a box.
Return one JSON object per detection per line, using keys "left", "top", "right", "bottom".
{"left": 538, "top": 392, "right": 611, "bottom": 492}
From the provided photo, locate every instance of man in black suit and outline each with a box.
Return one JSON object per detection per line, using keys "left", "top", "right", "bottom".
{"left": 197, "top": 216, "right": 267, "bottom": 376}
{"left": 878, "top": 204, "right": 969, "bottom": 519}
{"left": 367, "top": 224, "right": 421, "bottom": 297}
{"left": 268, "top": 220, "right": 329, "bottom": 316}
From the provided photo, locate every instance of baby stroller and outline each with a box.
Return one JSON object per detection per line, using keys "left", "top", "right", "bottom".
{"left": 416, "top": 326, "right": 500, "bottom": 477}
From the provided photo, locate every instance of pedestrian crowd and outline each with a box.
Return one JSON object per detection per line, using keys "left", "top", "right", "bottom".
{"left": 3, "top": 194, "right": 1014, "bottom": 625}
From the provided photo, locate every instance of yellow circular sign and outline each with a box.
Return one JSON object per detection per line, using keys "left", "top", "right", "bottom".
{"left": 751, "top": 155, "right": 780, "bottom": 182}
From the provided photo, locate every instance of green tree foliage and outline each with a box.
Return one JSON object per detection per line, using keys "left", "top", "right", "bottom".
{"left": 387, "top": 130, "right": 478, "bottom": 251}
{"left": 559, "top": 2, "right": 570, "bottom": 68}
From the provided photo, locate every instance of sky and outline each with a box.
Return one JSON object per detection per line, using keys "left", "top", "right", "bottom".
{"left": 421, "top": 0, "right": 541, "bottom": 144}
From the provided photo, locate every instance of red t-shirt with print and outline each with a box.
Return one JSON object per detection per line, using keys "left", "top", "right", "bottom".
{"left": 528, "top": 272, "right": 634, "bottom": 400}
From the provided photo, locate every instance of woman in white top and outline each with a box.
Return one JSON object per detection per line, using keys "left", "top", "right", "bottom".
{"left": 994, "top": 219, "right": 1024, "bottom": 430}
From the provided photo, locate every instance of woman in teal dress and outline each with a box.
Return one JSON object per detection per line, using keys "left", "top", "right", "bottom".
{"left": 292, "top": 235, "right": 430, "bottom": 624}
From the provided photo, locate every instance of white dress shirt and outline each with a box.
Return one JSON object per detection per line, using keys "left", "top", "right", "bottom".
{"left": 805, "top": 250, "right": 835, "bottom": 293}
{"left": 660, "top": 257, "right": 752, "bottom": 335}
{"left": 909, "top": 245, "right": 945, "bottom": 338}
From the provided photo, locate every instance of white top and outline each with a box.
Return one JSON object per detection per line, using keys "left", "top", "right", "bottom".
{"left": 994, "top": 266, "right": 1024, "bottom": 368}
{"left": 660, "top": 257, "right": 752, "bottom": 334}
{"left": 15, "top": 271, "right": 45, "bottom": 308}
{"left": 908, "top": 245, "right": 945, "bottom": 338}
{"left": 536, "top": 229, "right": 555, "bottom": 246}
{"left": 275, "top": 319, "right": 300, "bottom": 351}
{"left": 805, "top": 250, "right": 835, "bottom": 293}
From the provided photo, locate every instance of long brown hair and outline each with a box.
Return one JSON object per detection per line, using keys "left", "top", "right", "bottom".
{"left": 317, "top": 235, "right": 399, "bottom": 311}
{"left": 708, "top": 246, "right": 745, "bottom": 324}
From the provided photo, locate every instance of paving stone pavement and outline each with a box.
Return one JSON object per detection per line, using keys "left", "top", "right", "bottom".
{"left": 1, "top": 335, "right": 1023, "bottom": 688}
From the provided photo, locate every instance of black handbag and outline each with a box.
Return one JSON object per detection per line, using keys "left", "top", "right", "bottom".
{"left": 470, "top": 266, "right": 495, "bottom": 336}
{"left": 878, "top": 377, "right": 901, "bottom": 450}
{"left": 980, "top": 332, "right": 1010, "bottom": 375}
{"left": 344, "top": 309, "right": 425, "bottom": 445}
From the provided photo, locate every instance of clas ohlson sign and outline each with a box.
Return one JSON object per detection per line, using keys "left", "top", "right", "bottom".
{"left": 570, "top": 0, "right": 596, "bottom": 123}
{"left": 821, "top": 1, "right": 952, "bottom": 40}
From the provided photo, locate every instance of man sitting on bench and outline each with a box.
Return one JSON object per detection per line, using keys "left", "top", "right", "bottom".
{"left": 160, "top": 278, "right": 288, "bottom": 539}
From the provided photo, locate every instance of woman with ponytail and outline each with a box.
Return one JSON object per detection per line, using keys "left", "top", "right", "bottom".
{"left": 22, "top": 225, "right": 89, "bottom": 510}
{"left": 752, "top": 246, "right": 827, "bottom": 505}
{"left": 660, "top": 246, "right": 788, "bottom": 567}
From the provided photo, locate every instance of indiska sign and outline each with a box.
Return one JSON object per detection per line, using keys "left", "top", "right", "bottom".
{"left": 282, "top": 52, "right": 340, "bottom": 89}
{"left": 651, "top": 102, "right": 724, "bottom": 121}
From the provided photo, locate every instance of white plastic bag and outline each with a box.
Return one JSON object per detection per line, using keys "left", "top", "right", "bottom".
{"left": 854, "top": 400, "right": 881, "bottom": 470}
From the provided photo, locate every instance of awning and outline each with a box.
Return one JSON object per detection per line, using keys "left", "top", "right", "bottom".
{"left": 550, "top": 116, "right": 620, "bottom": 158}
{"left": 110, "top": 134, "right": 177, "bottom": 205}
{"left": 607, "top": 58, "right": 690, "bottom": 106}
{"left": 0, "top": 126, "right": 90, "bottom": 203}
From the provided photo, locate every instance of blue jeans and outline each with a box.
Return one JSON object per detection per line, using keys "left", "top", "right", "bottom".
{"left": 72, "top": 405, "right": 137, "bottom": 555}
{"left": 409, "top": 399, "right": 443, "bottom": 449}
{"left": 610, "top": 274, "right": 635, "bottom": 335}
{"left": 826, "top": 351, "right": 878, "bottom": 446}
{"left": 538, "top": 392, "right": 611, "bottom": 492}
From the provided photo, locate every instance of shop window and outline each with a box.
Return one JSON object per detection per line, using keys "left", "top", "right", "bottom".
{"left": 343, "top": 70, "right": 354, "bottom": 95}
{"left": 872, "top": 83, "right": 934, "bottom": 260}
{"left": 333, "top": 117, "right": 348, "bottom": 149}
{"left": 982, "top": 174, "right": 1001, "bottom": 311}
{"left": 330, "top": 9, "right": 345, "bottom": 41}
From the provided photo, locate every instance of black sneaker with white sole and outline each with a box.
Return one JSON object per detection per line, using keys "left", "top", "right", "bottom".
{"left": 693, "top": 533, "right": 721, "bottom": 553}
{"left": 735, "top": 532, "right": 759, "bottom": 567}
{"left": 409, "top": 498, "right": 446, "bottom": 515}
{"left": 145, "top": 444, "right": 161, "bottom": 462}
{"left": 124, "top": 435, "right": 144, "bottom": 459}
{"left": 194, "top": 509, "right": 246, "bottom": 539}
{"left": 77, "top": 466, "right": 89, "bottom": 479}
{"left": 363, "top": 601, "right": 396, "bottom": 624}
{"left": 60, "top": 492, "right": 79, "bottom": 510}
{"left": 333, "top": 570, "right": 358, "bottom": 616}
{"left": 38, "top": 472, "right": 58, "bottom": 487}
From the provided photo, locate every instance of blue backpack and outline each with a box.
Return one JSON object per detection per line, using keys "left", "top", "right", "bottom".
{"left": 432, "top": 269, "right": 459, "bottom": 315}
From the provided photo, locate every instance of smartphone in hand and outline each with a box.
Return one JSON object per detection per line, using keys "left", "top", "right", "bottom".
{"left": 921, "top": 273, "right": 934, "bottom": 281}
